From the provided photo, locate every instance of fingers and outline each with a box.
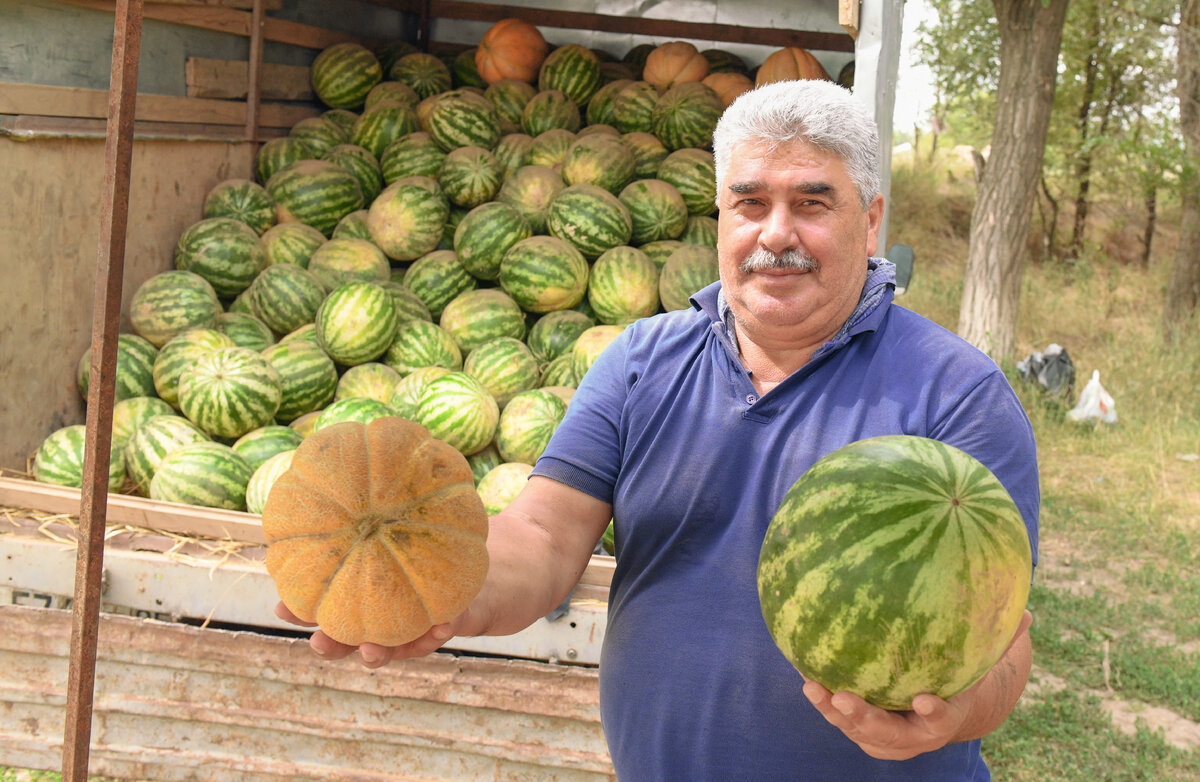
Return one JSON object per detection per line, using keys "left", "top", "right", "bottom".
{"left": 305, "top": 623, "right": 457, "bottom": 668}
{"left": 803, "top": 682, "right": 963, "bottom": 761}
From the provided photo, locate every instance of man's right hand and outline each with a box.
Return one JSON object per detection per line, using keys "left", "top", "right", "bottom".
{"left": 273, "top": 601, "right": 458, "bottom": 669}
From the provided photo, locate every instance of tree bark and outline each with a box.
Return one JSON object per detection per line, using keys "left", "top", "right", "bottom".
{"left": 1068, "top": 5, "right": 1101, "bottom": 258}
{"left": 1141, "top": 185, "right": 1157, "bottom": 269}
{"left": 1164, "top": 0, "right": 1200, "bottom": 341}
{"left": 957, "top": 0, "right": 1070, "bottom": 358}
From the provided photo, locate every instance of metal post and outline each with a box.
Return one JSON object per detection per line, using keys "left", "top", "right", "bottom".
{"left": 61, "top": 0, "right": 143, "bottom": 778}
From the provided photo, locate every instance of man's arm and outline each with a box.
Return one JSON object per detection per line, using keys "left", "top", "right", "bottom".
{"left": 277, "top": 475, "right": 612, "bottom": 667}
{"left": 801, "top": 610, "right": 1033, "bottom": 761}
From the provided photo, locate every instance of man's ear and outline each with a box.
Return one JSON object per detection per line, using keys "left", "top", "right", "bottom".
{"left": 865, "top": 193, "right": 885, "bottom": 257}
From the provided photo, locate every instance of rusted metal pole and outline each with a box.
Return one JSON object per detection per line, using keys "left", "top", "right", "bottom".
{"left": 61, "top": 0, "right": 143, "bottom": 779}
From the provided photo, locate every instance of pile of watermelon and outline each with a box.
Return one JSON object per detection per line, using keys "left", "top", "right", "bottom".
{"left": 34, "top": 26, "right": 839, "bottom": 521}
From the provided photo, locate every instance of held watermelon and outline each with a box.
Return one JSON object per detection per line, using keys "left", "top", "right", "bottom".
{"left": 756, "top": 435, "right": 1033, "bottom": 711}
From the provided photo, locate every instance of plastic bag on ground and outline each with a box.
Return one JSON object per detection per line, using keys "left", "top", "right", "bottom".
{"left": 1067, "top": 369, "right": 1118, "bottom": 424}
{"left": 1016, "top": 343, "right": 1076, "bottom": 396}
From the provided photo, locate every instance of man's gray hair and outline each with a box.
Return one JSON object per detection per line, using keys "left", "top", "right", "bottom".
{"left": 712, "top": 79, "right": 881, "bottom": 210}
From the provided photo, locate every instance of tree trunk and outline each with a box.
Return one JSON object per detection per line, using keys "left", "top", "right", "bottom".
{"left": 1141, "top": 185, "right": 1157, "bottom": 269}
{"left": 957, "top": 0, "right": 1070, "bottom": 359}
{"left": 1040, "top": 175, "right": 1061, "bottom": 258}
{"left": 1069, "top": 6, "right": 1102, "bottom": 258}
{"left": 1164, "top": 0, "right": 1200, "bottom": 341}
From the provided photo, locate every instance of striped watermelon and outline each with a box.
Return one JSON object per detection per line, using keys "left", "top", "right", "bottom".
{"left": 496, "top": 165, "right": 565, "bottom": 234}
{"left": 493, "top": 132, "right": 534, "bottom": 178}
{"left": 174, "top": 217, "right": 266, "bottom": 299}
{"left": 322, "top": 143, "right": 384, "bottom": 203}
{"left": 586, "top": 79, "right": 632, "bottom": 127}
{"left": 267, "top": 159, "right": 365, "bottom": 237}
{"left": 570, "top": 324, "right": 625, "bottom": 381}
{"left": 495, "top": 387, "right": 568, "bottom": 464}
{"left": 231, "top": 424, "right": 305, "bottom": 472}
{"left": 279, "top": 322, "right": 320, "bottom": 347}
{"left": 659, "top": 244, "right": 719, "bottom": 311}
{"left": 527, "top": 128, "right": 575, "bottom": 169}
{"left": 249, "top": 263, "right": 327, "bottom": 336}
{"left": 33, "top": 424, "right": 125, "bottom": 491}
{"left": 619, "top": 178, "right": 689, "bottom": 244}
{"left": 622, "top": 131, "right": 670, "bottom": 179}
{"left": 538, "top": 44, "right": 601, "bottom": 106}
{"left": 486, "top": 79, "right": 537, "bottom": 132}
{"left": 389, "top": 52, "right": 453, "bottom": 99}
{"left": 178, "top": 347, "right": 283, "bottom": 438}
{"left": 335, "top": 362, "right": 402, "bottom": 404}
{"left": 315, "top": 281, "right": 397, "bottom": 366}
{"left": 288, "top": 410, "right": 322, "bottom": 438}
{"left": 259, "top": 222, "right": 326, "bottom": 269}
{"left": 380, "top": 131, "right": 447, "bottom": 183}
{"left": 466, "top": 442, "right": 503, "bottom": 486}
{"left": 453, "top": 201, "right": 532, "bottom": 281}
{"left": 426, "top": 90, "right": 503, "bottom": 153}
{"left": 411, "top": 371, "right": 500, "bottom": 455}
{"left": 306, "top": 237, "right": 390, "bottom": 291}
{"left": 322, "top": 108, "right": 360, "bottom": 135}
{"left": 261, "top": 340, "right": 339, "bottom": 422}
{"left": 546, "top": 183, "right": 633, "bottom": 260}
{"left": 312, "top": 396, "right": 396, "bottom": 431}
{"left": 255, "top": 137, "right": 318, "bottom": 185}
{"left": 374, "top": 41, "right": 420, "bottom": 79}
{"left": 311, "top": 42, "right": 383, "bottom": 110}
{"left": 439, "top": 288, "right": 527, "bottom": 353}
{"left": 588, "top": 245, "right": 660, "bottom": 325}
{"left": 560, "top": 135, "right": 635, "bottom": 194}
{"left": 77, "top": 332, "right": 159, "bottom": 403}
{"left": 384, "top": 320, "right": 463, "bottom": 376}
{"left": 463, "top": 336, "right": 542, "bottom": 408}
{"left": 651, "top": 81, "right": 723, "bottom": 151}
{"left": 123, "top": 414, "right": 211, "bottom": 496}
{"left": 439, "top": 146, "right": 503, "bottom": 208}
{"left": 521, "top": 89, "right": 582, "bottom": 136}
{"left": 611, "top": 81, "right": 660, "bottom": 134}
{"left": 111, "top": 396, "right": 175, "bottom": 454}
{"left": 402, "top": 249, "right": 477, "bottom": 319}
{"left": 757, "top": 435, "right": 1033, "bottom": 711}
{"left": 129, "top": 270, "right": 223, "bottom": 348}
{"left": 349, "top": 100, "right": 422, "bottom": 159}
{"left": 149, "top": 441, "right": 253, "bottom": 510}
{"left": 367, "top": 178, "right": 449, "bottom": 261}
{"left": 539, "top": 353, "right": 578, "bottom": 388}
{"left": 525, "top": 309, "right": 594, "bottom": 364}
{"left": 226, "top": 288, "right": 257, "bottom": 316}
{"left": 656, "top": 147, "right": 717, "bottom": 216}
{"left": 452, "top": 47, "right": 488, "bottom": 89}
{"left": 387, "top": 365, "right": 452, "bottom": 419}
{"left": 639, "top": 238, "right": 686, "bottom": 271}
{"left": 498, "top": 235, "right": 589, "bottom": 313}
{"left": 379, "top": 280, "right": 434, "bottom": 324}
{"left": 476, "top": 461, "right": 533, "bottom": 514}
{"left": 366, "top": 80, "right": 420, "bottom": 110}
{"left": 244, "top": 448, "right": 296, "bottom": 515}
{"left": 331, "top": 209, "right": 372, "bottom": 241}
{"left": 152, "top": 328, "right": 236, "bottom": 407}
{"left": 288, "top": 116, "right": 349, "bottom": 158}
{"left": 680, "top": 214, "right": 718, "bottom": 247}
{"left": 203, "top": 178, "right": 277, "bottom": 235}
{"left": 215, "top": 312, "right": 275, "bottom": 352}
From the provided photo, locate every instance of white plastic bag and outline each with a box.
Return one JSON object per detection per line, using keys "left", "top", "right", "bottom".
{"left": 1067, "top": 369, "right": 1117, "bottom": 424}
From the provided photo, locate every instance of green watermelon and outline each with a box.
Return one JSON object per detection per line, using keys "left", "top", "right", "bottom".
{"left": 426, "top": 90, "right": 502, "bottom": 152}
{"left": 306, "top": 237, "right": 390, "bottom": 291}
{"left": 622, "top": 131, "right": 670, "bottom": 179}
{"left": 659, "top": 244, "right": 719, "bottom": 311}
{"left": 255, "top": 137, "right": 318, "bottom": 185}
{"left": 152, "top": 328, "right": 236, "bottom": 407}
{"left": 586, "top": 78, "right": 633, "bottom": 126}
{"left": 463, "top": 336, "right": 542, "bottom": 409}
{"left": 129, "top": 270, "right": 223, "bottom": 348}
{"left": 476, "top": 461, "right": 533, "bottom": 514}
{"left": 149, "top": 441, "right": 253, "bottom": 510}
{"left": 367, "top": 178, "right": 449, "bottom": 261}
{"left": 311, "top": 42, "right": 383, "bottom": 110}
{"left": 486, "top": 79, "right": 538, "bottom": 132}
{"left": 411, "top": 370, "right": 500, "bottom": 455}
{"left": 267, "top": 159, "right": 365, "bottom": 237}
{"left": 524, "top": 309, "right": 594, "bottom": 364}
{"left": 521, "top": 89, "right": 582, "bottom": 136}
{"left": 527, "top": 128, "right": 576, "bottom": 169}
{"left": 560, "top": 135, "right": 636, "bottom": 194}
{"left": 203, "top": 178, "right": 276, "bottom": 235}
{"left": 588, "top": 245, "right": 660, "bottom": 325}
{"left": 651, "top": 81, "right": 723, "bottom": 151}
{"left": 366, "top": 80, "right": 420, "bottom": 110}
{"left": 261, "top": 340, "right": 339, "bottom": 422}
{"left": 33, "top": 424, "right": 125, "bottom": 491}
{"left": 178, "top": 347, "right": 284, "bottom": 438}
{"left": 249, "top": 263, "right": 327, "bottom": 336}
{"left": 289, "top": 410, "right": 322, "bottom": 439}
{"left": 619, "top": 178, "right": 689, "bottom": 244}
{"left": 680, "top": 214, "right": 718, "bottom": 247}
{"left": 538, "top": 44, "right": 601, "bottom": 106}
{"left": 331, "top": 209, "right": 372, "bottom": 241}
{"left": 215, "top": 312, "right": 275, "bottom": 352}
{"left": 657, "top": 147, "right": 717, "bottom": 217}
{"left": 374, "top": 40, "right": 421, "bottom": 78}
{"left": 174, "top": 217, "right": 266, "bottom": 299}
{"left": 451, "top": 47, "right": 488, "bottom": 89}
{"left": 312, "top": 396, "right": 396, "bottom": 431}
{"left": 702, "top": 48, "right": 750, "bottom": 75}
{"left": 231, "top": 424, "right": 304, "bottom": 472}
{"left": 498, "top": 235, "right": 590, "bottom": 313}
{"left": 77, "top": 332, "right": 159, "bottom": 403}
{"left": 387, "top": 365, "right": 452, "bottom": 419}
{"left": 496, "top": 165, "right": 565, "bottom": 234}
{"left": 466, "top": 441, "right": 504, "bottom": 486}
{"left": 402, "top": 249, "right": 477, "bottom": 319}
{"left": 315, "top": 281, "right": 397, "bottom": 366}
{"left": 380, "top": 131, "right": 446, "bottom": 183}
{"left": 539, "top": 353, "right": 578, "bottom": 388}
{"left": 757, "top": 435, "right": 1033, "bottom": 711}
{"left": 389, "top": 52, "right": 453, "bottom": 99}
{"left": 571, "top": 324, "right": 625, "bottom": 381}
{"left": 379, "top": 279, "right": 434, "bottom": 324}
{"left": 384, "top": 320, "right": 463, "bottom": 376}
{"left": 244, "top": 448, "right": 297, "bottom": 515}
{"left": 545, "top": 183, "right": 633, "bottom": 260}
{"left": 438, "top": 288, "right": 527, "bottom": 353}
{"left": 279, "top": 322, "right": 320, "bottom": 347}
{"left": 495, "top": 388, "right": 568, "bottom": 464}
{"left": 349, "top": 100, "right": 422, "bottom": 159}
{"left": 111, "top": 396, "right": 175, "bottom": 454}
{"left": 493, "top": 132, "right": 535, "bottom": 179}
{"left": 335, "top": 362, "right": 402, "bottom": 404}
{"left": 611, "top": 81, "right": 660, "bottom": 134}
{"left": 322, "top": 144, "right": 384, "bottom": 203}
{"left": 259, "top": 222, "right": 326, "bottom": 269}
{"left": 639, "top": 238, "right": 686, "bottom": 271}
{"left": 123, "top": 414, "right": 211, "bottom": 496}
{"left": 322, "top": 108, "right": 360, "bottom": 135}
{"left": 439, "top": 145, "right": 503, "bottom": 208}
{"left": 288, "top": 116, "right": 349, "bottom": 158}
{"left": 453, "top": 201, "right": 533, "bottom": 282}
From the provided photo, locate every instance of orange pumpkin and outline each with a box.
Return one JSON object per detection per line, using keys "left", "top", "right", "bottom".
{"left": 642, "top": 41, "right": 710, "bottom": 92}
{"left": 754, "top": 47, "right": 831, "bottom": 86}
{"left": 702, "top": 71, "right": 755, "bottom": 108}
{"left": 475, "top": 18, "right": 550, "bottom": 85}
{"left": 262, "top": 417, "right": 489, "bottom": 647}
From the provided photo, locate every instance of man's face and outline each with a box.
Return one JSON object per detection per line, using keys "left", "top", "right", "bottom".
{"left": 716, "top": 138, "right": 884, "bottom": 342}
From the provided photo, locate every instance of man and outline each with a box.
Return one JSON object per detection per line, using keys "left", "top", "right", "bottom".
{"left": 282, "top": 79, "right": 1039, "bottom": 780}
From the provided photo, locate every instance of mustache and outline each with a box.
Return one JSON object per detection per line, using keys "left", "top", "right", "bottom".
{"left": 738, "top": 248, "right": 820, "bottom": 273}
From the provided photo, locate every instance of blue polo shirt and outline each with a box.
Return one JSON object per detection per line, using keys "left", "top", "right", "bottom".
{"left": 533, "top": 265, "right": 1040, "bottom": 781}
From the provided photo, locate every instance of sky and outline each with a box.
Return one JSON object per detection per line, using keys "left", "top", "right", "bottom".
{"left": 893, "top": 0, "right": 937, "bottom": 132}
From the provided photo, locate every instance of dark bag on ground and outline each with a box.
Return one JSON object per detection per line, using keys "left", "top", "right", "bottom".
{"left": 1016, "top": 343, "right": 1075, "bottom": 396}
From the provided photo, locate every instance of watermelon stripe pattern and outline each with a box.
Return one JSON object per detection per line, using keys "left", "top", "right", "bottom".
{"left": 650, "top": 82, "right": 723, "bottom": 151}
{"left": 495, "top": 388, "right": 568, "bottom": 464}
{"left": 261, "top": 340, "right": 339, "bottom": 423}
{"left": 498, "top": 235, "right": 589, "bottom": 313}
{"left": 34, "top": 425, "right": 125, "bottom": 491}
{"left": 757, "top": 435, "right": 1033, "bottom": 710}
{"left": 315, "top": 281, "right": 398, "bottom": 366}
{"left": 384, "top": 320, "right": 463, "bottom": 376}
{"left": 259, "top": 223, "right": 326, "bottom": 269}
{"left": 412, "top": 371, "right": 500, "bottom": 456}
{"left": 123, "top": 414, "right": 211, "bottom": 496}
{"left": 150, "top": 441, "right": 254, "bottom": 511}
{"left": 427, "top": 92, "right": 503, "bottom": 152}
{"left": 538, "top": 44, "right": 601, "bottom": 106}
{"left": 313, "top": 397, "right": 396, "bottom": 431}
{"left": 267, "top": 160, "right": 365, "bottom": 237}
{"left": 453, "top": 202, "right": 532, "bottom": 282}
{"left": 462, "top": 337, "right": 541, "bottom": 409}
{"left": 178, "top": 347, "right": 284, "bottom": 439}
{"left": 588, "top": 246, "right": 660, "bottom": 325}
{"left": 129, "top": 271, "right": 223, "bottom": 348}
{"left": 438, "top": 288, "right": 527, "bottom": 353}
{"left": 232, "top": 425, "right": 305, "bottom": 472}
{"left": 249, "top": 263, "right": 327, "bottom": 336}
{"left": 245, "top": 449, "right": 297, "bottom": 515}
{"left": 203, "top": 178, "right": 277, "bottom": 235}
{"left": 367, "top": 179, "right": 450, "bottom": 261}
{"left": 152, "top": 328, "right": 236, "bottom": 407}
{"left": 657, "top": 148, "right": 718, "bottom": 217}
{"left": 77, "top": 333, "right": 159, "bottom": 403}
{"left": 546, "top": 184, "right": 633, "bottom": 260}
{"left": 311, "top": 43, "right": 383, "bottom": 110}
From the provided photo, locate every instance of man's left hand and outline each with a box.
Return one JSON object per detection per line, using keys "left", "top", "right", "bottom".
{"left": 802, "top": 683, "right": 966, "bottom": 761}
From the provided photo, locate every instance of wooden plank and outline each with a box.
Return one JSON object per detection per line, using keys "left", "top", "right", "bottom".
{"left": 154, "top": 0, "right": 283, "bottom": 9}
{"left": 186, "top": 58, "right": 312, "bottom": 101}
{"left": 839, "top": 0, "right": 860, "bottom": 39}
{"left": 0, "top": 82, "right": 319, "bottom": 129}
{"left": 0, "top": 114, "right": 289, "bottom": 140}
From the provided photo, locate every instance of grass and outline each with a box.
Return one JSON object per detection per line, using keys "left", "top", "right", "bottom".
{"left": 890, "top": 145, "right": 1200, "bottom": 779}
